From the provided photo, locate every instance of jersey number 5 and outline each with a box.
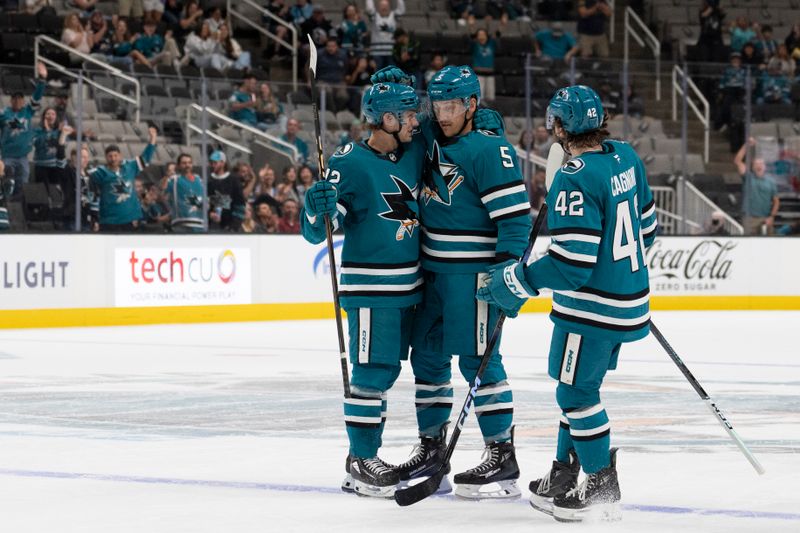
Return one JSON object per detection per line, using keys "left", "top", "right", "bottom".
{"left": 554, "top": 190, "right": 584, "bottom": 216}
{"left": 613, "top": 198, "right": 645, "bottom": 272}
{"left": 499, "top": 146, "right": 514, "bottom": 168}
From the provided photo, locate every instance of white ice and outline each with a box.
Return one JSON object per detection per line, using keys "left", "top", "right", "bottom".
{"left": 0, "top": 311, "right": 797, "bottom": 532}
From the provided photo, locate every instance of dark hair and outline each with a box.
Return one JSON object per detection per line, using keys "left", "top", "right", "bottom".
{"left": 762, "top": 25, "right": 773, "bottom": 33}
{"left": 177, "top": 153, "right": 192, "bottom": 164}
{"left": 105, "top": 144, "right": 121, "bottom": 154}
{"left": 553, "top": 114, "right": 611, "bottom": 151}
{"left": 40, "top": 106, "right": 61, "bottom": 130}
{"left": 11, "top": 92, "right": 24, "bottom": 99}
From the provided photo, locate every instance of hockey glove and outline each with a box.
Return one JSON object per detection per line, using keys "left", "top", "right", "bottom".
{"left": 304, "top": 180, "right": 338, "bottom": 220}
{"left": 473, "top": 108, "right": 505, "bottom": 135}
{"left": 370, "top": 66, "right": 416, "bottom": 87}
{"left": 476, "top": 259, "right": 538, "bottom": 318}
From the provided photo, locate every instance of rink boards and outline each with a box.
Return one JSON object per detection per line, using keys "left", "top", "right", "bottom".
{"left": 0, "top": 234, "right": 798, "bottom": 328}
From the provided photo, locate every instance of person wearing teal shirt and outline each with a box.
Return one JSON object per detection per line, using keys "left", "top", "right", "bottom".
{"left": 535, "top": 23, "right": 579, "bottom": 62}
{"left": 734, "top": 137, "right": 780, "bottom": 234}
{"left": 165, "top": 153, "right": 206, "bottom": 232}
{"left": 471, "top": 29, "right": 497, "bottom": 101}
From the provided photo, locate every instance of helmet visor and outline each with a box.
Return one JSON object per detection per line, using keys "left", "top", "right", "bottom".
{"left": 545, "top": 105, "right": 556, "bottom": 132}
{"left": 431, "top": 98, "right": 468, "bottom": 123}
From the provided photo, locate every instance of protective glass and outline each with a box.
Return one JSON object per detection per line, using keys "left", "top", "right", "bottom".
{"left": 431, "top": 98, "right": 468, "bottom": 123}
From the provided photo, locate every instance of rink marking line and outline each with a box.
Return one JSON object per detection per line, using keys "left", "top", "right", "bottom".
{"left": 0, "top": 468, "right": 797, "bottom": 522}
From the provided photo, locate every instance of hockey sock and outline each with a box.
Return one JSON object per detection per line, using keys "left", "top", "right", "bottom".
{"left": 414, "top": 378, "right": 453, "bottom": 438}
{"left": 565, "top": 403, "right": 610, "bottom": 474}
{"left": 556, "top": 411, "right": 575, "bottom": 463}
{"left": 474, "top": 380, "right": 514, "bottom": 443}
{"left": 344, "top": 388, "right": 384, "bottom": 458}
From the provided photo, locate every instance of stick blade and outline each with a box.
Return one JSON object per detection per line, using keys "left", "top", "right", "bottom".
{"left": 394, "top": 468, "right": 446, "bottom": 507}
{"left": 545, "top": 142, "right": 566, "bottom": 191}
{"left": 307, "top": 34, "right": 317, "bottom": 75}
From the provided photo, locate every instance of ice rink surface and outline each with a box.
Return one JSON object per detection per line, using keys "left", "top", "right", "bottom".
{"left": 0, "top": 311, "right": 798, "bottom": 532}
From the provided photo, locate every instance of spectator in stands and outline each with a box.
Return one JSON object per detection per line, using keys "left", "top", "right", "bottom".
{"left": 768, "top": 44, "right": 796, "bottom": 79}
{"left": 0, "top": 62, "right": 47, "bottom": 194}
{"left": 118, "top": 0, "right": 143, "bottom": 19}
{"left": 290, "top": 0, "right": 314, "bottom": 26}
{"left": 295, "top": 164, "right": 316, "bottom": 207}
{"left": 90, "top": 127, "right": 158, "bottom": 232}
{"left": 205, "top": 6, "right": 225, "bottom": 37}
{"left": 735, "top": 137, "right": 780, "bottom": 235}
{"left": 528, "top": 167, "right": 547, "bottom": 214}
{"left": 87, "top": 11, "right": 111, "bottom": 55}
{"left": 339, "top": 119, "right": 365, "bottom": 146}
{"left": 450, "top": 0, "right": 479, "bottom": 27}
{"left": 278, "top": 164, "right": 301, "bottom": 204}
{"left": 713, "top": 52, "right": 745, "bottom": 133}
{"left": 218, "top": 23, "right": 252, "bottom": 71}
{"left": 532, "top": 125, "right": 553, "bottom": 158}
{"left": 163, "top": 0, "right": 183, "bottom": 28}
{"left": 730, "top": 16, "right": 757, "bottom": 53}
{"left": 280, "top": 118, "right": 309, "bottom": 164}
{"left": 134, "top": 20, "right": 182, "bottom": 68}
{"left": 315, "top": 39, "right": 350, "bottom": 111}
{"left": 366, "top": 0, "right": 405, "bottom": 70}
{"left": 485, "top": 0, "right": 525, "bottom": 26}
{"left": 534, "top": 22, "right": 579, "bottom": 63}
{"left": 757, "top": 63, "right": 791, "bottom": 105}
{"left": 0, "top": 159, "right": 9, "bottom": 231}
{"left": 695, "top": 0, "right": 725, "bottom": 62}
{"left": 229, "top": 75, "right": 269, "bottom": 131}
{"left": 301, "top": 6, "right": 334, "bottom": 46}
{"left": 393, "top": 29, "right": 420, "bottom": 80}
{"left": 240, "top": 203, "right": 257, "bottom": 233}
{"left": 183, "top": 23, "right": 228, "bottom": 69}
{"left": 59, "top": 144, "right": 99, "bottom": 231}
{"left": 69, "top": 0, "right": 97, "bottom": 17}
{"left": 785, "top": 24, "right": 800, "bottom": 62}
{"left": 208, "top": 150, "right": 245, "bottom": 232}
{"left": 345, "top": 55, "right": 376, "bottom": 113}
{"left": 61, "top": 12, "right": 93, "bottom": 56}
{"left": 277, "top": 198, "right": 301, "bottom": 233}
{"left": 424, "top": 52, "right": 446, "bottom": 88}
{"left": 704, "top": 210, "right": 730, "bottom": 236}
{"left": 256, "top": 83, "right": 285, "bottom": 128}
{"left": 109, "top": 19, "right": 150, "bottom": 68}
{"left": 176, "top": 0, "right": 204, "bottom": 43}
{"left": 143, "top": 0, "right": 165, "bottom": 24}
{"left": 577, "top": 0, "right": 610, "bottom": 58}
{"left": 755, "top": 24, "right": 778, "bottom": 62}
{"left": 254, "top": 199, "right": 279, "bottom": 233}
{"left": 471, "top": 28, "right": 497, "bottom": 102}
{"left": 33, "top": 108, "right": 69, "bottom": 187}
{"left": 740, "top": 42, "right": 762, "bottom": 69}
{"left": 340, "top": 3, "right": 369, "bottom": 55}
{"left": 164, "top": 153, "right": 206, "bottom": 232}
{"left": 252, "top": 163, "right": 278, "bottom": 202}
{"left": 263, "top": 0, "right": 293, "bottom": 58}
{"left": 141, "top": 182, "right": 170, "bottom": 229}
{"left": 516, "top": 129, "right": 533, "bottom": 157}
{"left": 159, "top": 161, "right": 176, "bottom": 192}
{"left": 24, "top": 0, "right": 55, "bottom": 15}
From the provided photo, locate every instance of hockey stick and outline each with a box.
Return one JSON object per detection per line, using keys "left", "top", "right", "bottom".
{"left": 649, "top": 321, "right": 765, "bottom": 475}
{"left": 308, "top": 34, "right": 350, "bottom": 399}
{"left": 395, "top": 205, "right": 548, "bottom": 507}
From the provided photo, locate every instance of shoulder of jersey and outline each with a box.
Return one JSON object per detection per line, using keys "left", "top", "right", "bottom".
{"left": 559, "top": 158, "right": 586, "bottom": 175}
{"left": 331, "top": 142, "right": 357, "bottom": 159}
{"left": 328, "top": 142, "right": 363, "bottom": 170}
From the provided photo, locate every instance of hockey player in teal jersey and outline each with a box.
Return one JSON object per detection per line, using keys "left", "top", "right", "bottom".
{"left": 300, "top": 82, "right": 426, "bottom": 499}
{"left": 388, "top": 65, "right": 532, "bottom": 500}
{"left": 478, "top": 85, "right": 658, "bottom": 522}
{"left": 90, "top": 126, "right": 158, "bottom": 232}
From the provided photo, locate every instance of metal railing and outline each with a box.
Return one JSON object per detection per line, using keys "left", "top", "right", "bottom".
{"left": 681, "top": 180, "right": 744, "bottom": 235}
{"left": 34, "top": 35, "right": 141, "bottom": 123}
{"left": 608, "top": 0, "right": 616, "bottom": 44}
{"left": 227, "top": 0, "right": 298, "bottom": 91}
{"left": 672, "top": 65, "right": 710, "bottom": 163}
{"left": 185, "top": 103, "right": 300, "bottom": 162}
{"left": 651, "top": 185, "right": 675, "bottom": 233}
{"left": 656, "top": 206, "right": 702, "bottom": 234}
{"left": 623, "top": 7, "right": 660, "bottom": 101}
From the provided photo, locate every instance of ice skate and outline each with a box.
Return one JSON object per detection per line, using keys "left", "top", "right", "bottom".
{"left": 553, "top": 448, "right": 622, "bottom": 523}
{"left": 394, "top": 425, "right": 452, "bottom": 495}
{"left": 453, "top": 440, "right": 520, "bottom": 500}
{"left": 349, "top": 456, "right": 400, "bottom": 499}
{"left": 529, "top": 449, "right": 580, "bottom": 515}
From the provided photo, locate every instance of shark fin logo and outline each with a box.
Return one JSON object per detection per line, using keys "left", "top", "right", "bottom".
{"left": 422, "top": 141, "right": 463, "bottom": 206}
{"left": 378, "top": 175, "right": 419, "bottom": 241}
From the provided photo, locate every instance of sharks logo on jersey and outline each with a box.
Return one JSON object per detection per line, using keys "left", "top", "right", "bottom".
{"left": 186, "top": 192, "right": 204, "bottom": 212}
{"left": 422, "top": 141, "right": 464, "bottom": 206}
{"left": 210, "top": 190, "right": 232, "bottom": 210}
{"left": 112, "top": 178, "right": 132, "bottom": 203}
{"left": 379, "top": 175, "right": 419, "bottom": 241}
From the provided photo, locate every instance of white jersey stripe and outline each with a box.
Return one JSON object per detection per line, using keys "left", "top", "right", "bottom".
{"left": 344, "top": 415, "right": 382, "bottom": 424}
{"left": 642, "top": 204, "right": 656, "bottom": 219}
{"left": 569, "top": 422, "right": 611, "bottom": 437}
{"left": 552, "top": 233, "right": 602, "bottom": 245}
{"left": 481, "top": 184, "right": 527, "bottom": 204}
{"left": 566, "top": 403, "right": 605, "bottom": 420}
{"left": 423, "top": 228, "right": 497, "bottom": 243}
{"left": 340, "top": 264, "right": 420, "bottom": 276}
{"left": 549, "top": 244, "right": 597, "bottom": 264}
{"left": 474, "top": 403, "right": 514, "bottom": 414}
{"left": 415, "top": 396, "right": 454, "bottom": 404}
{"left": 340, "top": 278, "right": 424, "bottom": 292}
{"left": 556, "top": 290, "right": 650, "bottom": 308}
{"left": 475, "top": 384, "right": 512, "bottom": 397}
{"left": 422, "top": 245, "right": 495, "bottom": 259}
{"left": 344, "top": 398, "right": 383, "bottom": 407}
{"left": 642, "top": 220, "right": 658, "bottom": 234}
{"left": 552, "top": 302, "right": 651, "bottom": 326}
{"left": 489, "top": 202, "right": 531, "bottom": 219}
{"left": 415, "top": 382, "right": 452, "bottom": 392}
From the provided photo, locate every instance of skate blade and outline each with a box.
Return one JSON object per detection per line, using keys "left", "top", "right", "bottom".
{"left": 528, "top": 493, "right": 554, "bottom": 516}
{"left": 341, "top": 473, "right": 354, "bottom": 494}
{"left": 354, "top": 479, "right": 396, "bottom": 499}
{"left": 553, "top": 502, "right": 622, "bottom": 523}
{"left": 454, "top": 480, "right": 521, "bottom": 500}
{"left": 398, "top": 475, "right": 452, "bottom": 495}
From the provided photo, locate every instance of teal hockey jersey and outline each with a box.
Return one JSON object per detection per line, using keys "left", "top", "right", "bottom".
{"left": 418, "top": 129, "right": 532, "bottom": 273}
{"left": 165, "top": 174, "right": 205, "bottom": 232}
{"left": 0, "top": 80, "right": 45, "bottom": 159}
{"left": 89, "top": 144, "right": 155, "bottom": 225}
{"left": 301, "top": 139, "right": 426, "bottom": 309}
{"left": 525, "top": 139, "right": 658, "bottom": 343}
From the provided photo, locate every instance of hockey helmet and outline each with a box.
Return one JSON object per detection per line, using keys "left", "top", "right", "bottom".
{"left": 427, "top": 65, "right": 481, "bottom": 105}
{"left": 361, "top": 82, "right": 420, "bottom": 126}
{"left": 546, "top": 85, "right": 604, "bottom": 135}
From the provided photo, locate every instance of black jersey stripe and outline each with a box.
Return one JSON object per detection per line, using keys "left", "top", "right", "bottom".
{"left": 575, "top": 286, "right": 651, "bottom": 301}
{"left": 571, "top": 429, "right": 611, "bottom": 442}
{"left": 479, "top": 180, "right": 525, "bottom": 198}
{"left": 341, "top": 260, "right": 420, "bottom": 269}
{"left": 421, "top": 252, "right": 496, "bottom": 263}
{"left": 424, "top": 226, "right": 498, "bottom": 237}
{"left": 642, "top": 198, "right": 655, "bottom": 212}
{"left": 551, "top": 309, "right": 651, "bottom": 332}
{"left": 414, "top": 402, "right": 454, "bottom": 409}
{"left": 491, "top": 208, "right": 532, "bottom": 222}
{"left": 643, "top": 228, "right": 657, "bottom": 240}
{"left": 550, "top": 227, "right": 603, "bottom": 237}
{"left": 475, "top": 408, "right": 514, "bottom": 417}
{"left": 345, "top": 421, "right": 382, "bottom": 429}
{"left": 548, "top": 248, "right": 595, "bottom": 268}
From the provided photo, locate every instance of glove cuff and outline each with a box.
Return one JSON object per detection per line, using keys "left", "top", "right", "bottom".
{"left": 502, "top": 263, "right": 536, "bottom": 299}
{"left": 305, "top": 211, "right": 318, "bottom": 224}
